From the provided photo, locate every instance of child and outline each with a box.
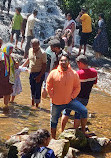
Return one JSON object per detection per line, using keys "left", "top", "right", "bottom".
{"left": 10, "top": 61, "right": 27, "bottom": 103}
{"left": 21, "top": 129, "right": 55, "bottom": 158}
{"left": 62, "top": 29, "right": 73, "bottom": 55}
{"left": 10, "top": 7, "right": 23, "bottom": 48}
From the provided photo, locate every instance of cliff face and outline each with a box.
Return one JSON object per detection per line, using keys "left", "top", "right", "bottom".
{"left": 0, "top": 0, "right": 65, "bottom": 42}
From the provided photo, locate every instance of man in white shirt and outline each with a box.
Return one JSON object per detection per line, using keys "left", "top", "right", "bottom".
{"left": 24, "top": 10, "right": 38, "bottom": 58}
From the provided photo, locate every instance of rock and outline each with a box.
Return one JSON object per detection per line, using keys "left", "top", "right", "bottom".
{"left": 13, "top": 141, "right": 26, "bottom": 152}
{"left": 59, "top": 129, "right": 87, "bottom": 149}
{"left": 6, "top": 128, "right": 29, "bottom": 146}
{"left": 16, "top": 127, "right": 29, "bottom": 135}
{"left": 6, "top": 134, "right": 29, "bottom": 146}
{"left": 88, "top": 136, "right": 110, "bottom": 152}
{"left": 64, "top": 147, "right": 77, "bottom": 158}
{"left": 48, "top": 139, "right": 70, "bottom": 158}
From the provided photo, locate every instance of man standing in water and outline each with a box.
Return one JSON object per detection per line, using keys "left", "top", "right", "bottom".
{"left": 61, "top": 55, "right": 97, "bottom": 134}
{"left": 22, "top": 39, "right": 47, "bottom": 108}
{"left": 46, "top": 54, "right": 88, "bottom": 139}
{"left": 24, "top": 9, "right": 38, "bottom": 58}
{"left": 76, "top": 8, "right": 92, "bottom": 56}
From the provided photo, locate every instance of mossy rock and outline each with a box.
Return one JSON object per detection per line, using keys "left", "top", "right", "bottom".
{"left": 59, "top": 129, "right": 87, "bottom": 149}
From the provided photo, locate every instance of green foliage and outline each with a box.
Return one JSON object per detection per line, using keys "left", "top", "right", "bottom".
{"left": 59, "top": 0, "right": 111, "bottom": 57}
{"left": 58, "top": 0, "right": 85, "bottom": 19}
{"left": 83, "top": 0, "right": 111, "bottom": 57}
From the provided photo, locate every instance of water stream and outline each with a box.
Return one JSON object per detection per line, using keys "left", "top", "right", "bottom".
{"left": 0, "top": 0, "right": 111, "bottom": 157}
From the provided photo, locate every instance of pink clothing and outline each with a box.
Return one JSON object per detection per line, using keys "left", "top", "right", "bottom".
{"left": 46, "top": 65, "right": 80, "bottom": 105}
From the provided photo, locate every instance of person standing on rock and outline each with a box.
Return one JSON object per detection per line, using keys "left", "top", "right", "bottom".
{"left": 61, "top": 55, "right": 97, "bottom": 134}
{"left": 63, "top": 12, "right": 76, "bottom": 48}
{"left": 1, "top": 0, "right": 12, "bottom": 14}
{"left": 24, "top": 10, "right": 38, "bottom": 59}
{"left": 22, "top": 39, "right": 47, "bottom": 108}
{"left": 10, "top": 7, "right": 23, "bottom": 49}
{"left": 76, "top": 8, "right": 92, "bottom": 56}
{"left": 46, "top": 54, "right": 88, "bottom": 139}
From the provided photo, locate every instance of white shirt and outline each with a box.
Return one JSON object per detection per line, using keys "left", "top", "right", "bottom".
{"left": 25, "top": 14, "right": 36, "bottom": 37}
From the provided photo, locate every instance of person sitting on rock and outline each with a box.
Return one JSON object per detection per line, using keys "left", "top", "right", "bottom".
{"left": 20, "top": 129, "right": 55, "bottom": 158}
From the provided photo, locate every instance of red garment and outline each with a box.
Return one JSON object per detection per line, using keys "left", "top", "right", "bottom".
{"left": 77, "top": 68, "right": 97, "bottom": 99}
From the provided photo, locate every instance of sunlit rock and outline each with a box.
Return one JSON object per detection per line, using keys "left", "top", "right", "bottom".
{"left": 59, "top": 129, "right": 87, "bottom": 149}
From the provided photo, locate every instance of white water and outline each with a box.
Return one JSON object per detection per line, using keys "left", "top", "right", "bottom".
{"left": 0, "top": 0, "right": 65, "bottom": 42}
{"left": 12, "top": 0, "right": 64, "bottom": 40}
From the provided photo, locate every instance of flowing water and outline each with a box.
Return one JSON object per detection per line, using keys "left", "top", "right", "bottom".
{"left": 0, "top": 0, "right": 111, "bottom": 157}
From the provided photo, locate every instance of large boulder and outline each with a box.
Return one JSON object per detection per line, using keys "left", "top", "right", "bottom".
{"left": 59, "top": 129, "right": 87, "bottom": 149}
{"left": 48, "top": 139, "right": 70, "bottom": 158}
{"left": 6, "top": 128, "right": 29, "bottom": 146}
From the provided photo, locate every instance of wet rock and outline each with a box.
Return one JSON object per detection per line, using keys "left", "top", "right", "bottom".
{"left": 65, "top": 147, "right": 78, "bottom": 158}
{"left": 59, "top": 129, "right": 87, "bottom": 149}
{"left": 88, "top": 136, "right": 110, "bottom": 152}
{"left": 48, "top": 139, "right": 70, "bottom": 158}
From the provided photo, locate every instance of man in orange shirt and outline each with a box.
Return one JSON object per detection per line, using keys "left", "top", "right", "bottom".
{"left": 77, "top": 8, "right": 92, "bottom": 55}
{"left": 46, "top": 54, "right": 88, "bottom": 139}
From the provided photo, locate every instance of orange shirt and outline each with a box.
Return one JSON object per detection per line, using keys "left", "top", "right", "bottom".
{"left": 80, "top": 13, "right": 92, "bottom": 33}
{"left": 46, "top": 65, "right": 80, "bottom": 105}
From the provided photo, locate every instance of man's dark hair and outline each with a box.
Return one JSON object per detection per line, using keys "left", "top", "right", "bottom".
{"left": 16, "top": 7, "right": 22, "bottom": 13}
{"left": 98, "top": 13, "right": 104, "bottom": 19}
{"left": 49, "top": 39, "right": 61, "bottom": 48}
{"left": 67, "top": 12, "right": 73, "bottom": 18}
{"left": 33, "top": 9, "right": 38, "bottom": 15}
{"left": 76, "top": 55, "right": 88, "bottom": 64}
{"left": 81, "top": 7, "right": 87, "bottom": 13}
{"left": 59, "top": 53, "right": 70, "bottom": 61}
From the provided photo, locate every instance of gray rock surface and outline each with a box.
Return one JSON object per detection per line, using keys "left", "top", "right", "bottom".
{"left": 48, "top": 139, "right": 70, "bottom": 158}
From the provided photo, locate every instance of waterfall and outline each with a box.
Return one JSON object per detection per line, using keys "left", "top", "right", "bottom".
{"left": 0, "top": 0, "right": 65, "bottom": 42}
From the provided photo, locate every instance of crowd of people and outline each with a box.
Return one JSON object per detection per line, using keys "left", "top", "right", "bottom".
{"left": 0, "top": 4, "right": 109, "bottom": 158}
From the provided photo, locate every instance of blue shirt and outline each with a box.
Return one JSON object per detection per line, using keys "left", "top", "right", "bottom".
{"left": 21, "top": 147, "right": 55, "bottom": 158}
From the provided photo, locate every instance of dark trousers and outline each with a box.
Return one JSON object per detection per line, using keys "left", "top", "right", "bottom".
{"left": 29, "top": 72, "right": 45, "bottom": 104}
